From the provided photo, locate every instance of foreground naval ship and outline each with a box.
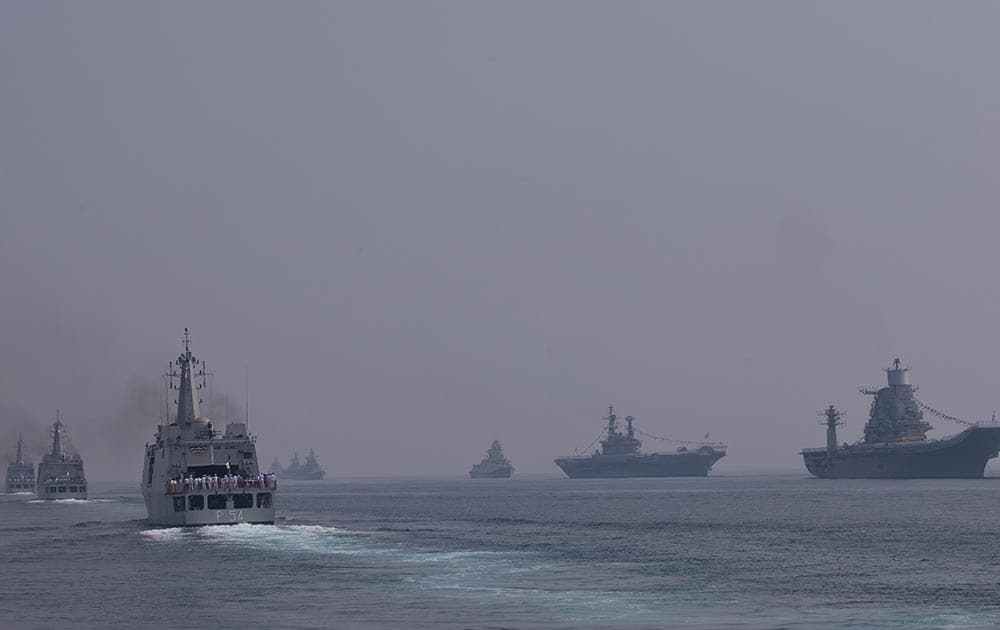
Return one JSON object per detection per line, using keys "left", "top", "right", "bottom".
{"left": 469, "top": 440, "right": 513, "bottom": 478}
{"left": 36, "top": 413, "right": 87, "bottom": 499}
{"left": 6, "top": 433, "right": 35, "bottom": 493}
{"left": 278, "top": 450, "right": 326, "bottom": 480}
{"left": 802, "top": 359, "right": 1000, "bottom": 478}
{"left": 555, "top": 406, "right": 726, "bottom": 478}
{"left": 142, "top": 330, "right": 276, "bottom": 526}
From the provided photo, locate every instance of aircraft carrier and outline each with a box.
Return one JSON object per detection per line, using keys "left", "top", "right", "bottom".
{"left": 555, "top": 406, "right": 726, "bottom": 478}
{"left": 802, "top": 359, "right": 1000, "bottom": 478}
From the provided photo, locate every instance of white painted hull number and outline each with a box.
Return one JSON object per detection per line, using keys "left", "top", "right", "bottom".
{"left": 217, "top": 510, "right": 245, "bottom": 522}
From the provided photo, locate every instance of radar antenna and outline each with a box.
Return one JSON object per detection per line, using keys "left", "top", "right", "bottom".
{"left": 818, "top": 405, "right": 846, "bottom": 427}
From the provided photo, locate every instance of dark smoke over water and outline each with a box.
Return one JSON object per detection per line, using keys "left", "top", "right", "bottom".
{"left": 81, "top": 372, "right": 246, "bottom": 480}
{"left": 84, "top": 372, "right": 165, "bottom": 481}
{"left": 203, "top": 389, "right": 245, "bottom": 427}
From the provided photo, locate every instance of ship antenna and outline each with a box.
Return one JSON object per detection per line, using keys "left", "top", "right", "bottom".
{"left": 163, "top": 361, "right": 173, "bottom": 425}
{"left": 245, "top": 364, "right": 250, "bottom": 432}
{"left": 159, "top": 369, "right": 165, "bottom": 425}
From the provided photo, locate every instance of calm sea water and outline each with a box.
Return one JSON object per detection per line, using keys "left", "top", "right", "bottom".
{"left": 2, "top": 474, "right": 999, "bottom": 629}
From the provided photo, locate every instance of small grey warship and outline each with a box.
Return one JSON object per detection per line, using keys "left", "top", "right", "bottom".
{"left": 141, "top": 330, "right": 276, "bottom": 526}
{"left": 469, "top": 440, "right": 513, "bottom": 478}
{"left": 278, "top": 449, "right": 326, "bottom": 480}
{"left": 555, "top": 405, "right": 726, "bottom": 478}
{"left": 36, "top": 413, "right": 87, "bottom": 499}
{"left": 802, "top": 359, "right": 1000, "bottom": 478}
{"left": 5, "top": 433, "right": 35, "bottom": 493}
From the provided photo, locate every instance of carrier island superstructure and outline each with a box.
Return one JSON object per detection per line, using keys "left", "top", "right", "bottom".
{"left": 142, "top": 330, "right": 275, "bottom": 525}
{"left": 802, "top": 359, "right": 1000, "bottom": 478}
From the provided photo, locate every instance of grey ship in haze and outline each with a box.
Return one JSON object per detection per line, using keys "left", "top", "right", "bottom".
{"left": 6, "top": 433, "right": 35, "bottom": 493}
{"left": 142, "top": 329, "right": 276, "bottom": 526}
{"left": 277, "top": 450, "right": 326, "bottom": 480}
{"left": 469, "top": 440, "right": 513, "bottom": 478}
{"left": 555, "top": 406, "right": 726, "bottom": 478}
{"left": 802, "top": 359, "right": 1000, "bottom": 478}
{"left": 36, "top": 413, "right": 87, "bottom": 499}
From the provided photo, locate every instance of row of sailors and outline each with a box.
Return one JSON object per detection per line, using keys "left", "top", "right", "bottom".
{"left": 169, "top": 473, "right": 277, "bottom": 493}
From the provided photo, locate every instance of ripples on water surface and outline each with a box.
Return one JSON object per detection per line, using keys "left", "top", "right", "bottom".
{"left": 2, "top": 475, "right": 1000, "bottom": 628}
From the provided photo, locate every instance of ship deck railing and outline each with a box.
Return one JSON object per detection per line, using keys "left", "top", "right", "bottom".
{"left": 165, "top": 476, "right": 277, "bottom": 495}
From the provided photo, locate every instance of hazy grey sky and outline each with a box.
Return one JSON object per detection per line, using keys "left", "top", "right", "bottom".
{"left": 4, "top": 2, "right": 1000, "bottom": 478}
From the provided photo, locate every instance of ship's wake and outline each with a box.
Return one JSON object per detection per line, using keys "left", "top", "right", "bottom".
{"left": 27, "top": 498, "right": 115, "bottom": 504}
{"left": 137, "top": 522, "right": 669, "bottom": 622}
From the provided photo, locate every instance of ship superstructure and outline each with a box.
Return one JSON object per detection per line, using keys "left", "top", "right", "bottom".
{"left": 141, "top": 330, "right": 276, "bottom": 526}
{"left": 6, "top": 433, "right": 35, "bottom": 493}
{"left": 469, "top": 440, "right": 513, "bottom": 478}
{"left": 555, "top": 405, "right": 726, "bottom": 478}
{"left": 802, "top": 359, "right": 1000, "bottom": 478}
{"left": 36, "top": 413, "right": 87, "bottom": 499}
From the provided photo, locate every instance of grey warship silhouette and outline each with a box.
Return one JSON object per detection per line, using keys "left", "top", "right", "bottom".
{"left": 555, "top": 405, "right": 726, "bottom": 478}
{"left": 274, "top": 450, "right": 326, "bottom": 480}
{"left": 36, "top": 412, "right": 87, "bottom": 499}
{"left": 469, "top": 440, "right": 513, "bottom": 478}
{"left": 802, "top": 359, "right": 1000, "bottom": 478}
{"left": 6, "top": 433, "right": 35, "bottom": 493}
{"left": 142, "top": 329, "right": 276, "bottom": 525}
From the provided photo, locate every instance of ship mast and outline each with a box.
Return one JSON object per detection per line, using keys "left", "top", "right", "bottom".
{"left": 16, "top": 432, "right": 24, "bottom": 464}
{"left": 606, "top": 405, "right": 617, "bottom": 437}
{"left": 175, "top": 329, "right": 200, "bottom": 425}
{"left": 819, "top": 405, "right": 845, "bottom": 454}
{"left": 51, "top": 410, "right": 63, "bottom": 457}
{"left": 170, "top": 328, "right": 207, "bottom": 438}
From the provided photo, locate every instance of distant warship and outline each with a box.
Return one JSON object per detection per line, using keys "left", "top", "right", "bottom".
{"left": 142, "top": 329, "right": 276, "bottom": 525}
{"left": 802, "top": 359, "right": 1000, "bottom": 478}
{"left": 275, "top": 450, "right": 326, "bottom": 480}
{"left": 5, "top": 433, "right": 35, "bottom": 493}
{"left": 469, "top": 440, "right": 513, "bottom": 478}
{"left": 36, "top": 413, "right": 87, "bottom": 499}
{"left": 555, "top": 406, "right": 726, "bottom": 478}
{"left": 268, "top": 457, "right": 283, "bottom": 474}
